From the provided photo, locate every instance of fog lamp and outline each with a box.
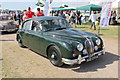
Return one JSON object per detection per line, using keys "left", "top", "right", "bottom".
{"left": 83, "top": 49, "right": 88, "bottom": 55}
{"left": 95, "top": 46, "right": 98, "bottom": 51}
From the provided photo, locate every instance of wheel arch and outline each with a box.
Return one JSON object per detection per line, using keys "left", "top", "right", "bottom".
{"left": 46, "top": 43, "right": 58, "bottom": 57}
{"left": 16, "top": 33, "right": 23, "bottom": 43}
{"left": 16, "top": 34, "right": 20, "bottom": 41}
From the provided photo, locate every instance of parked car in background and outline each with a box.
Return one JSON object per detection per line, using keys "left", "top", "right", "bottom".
{"left": 0, "top": 14, "right": 19, "bottom": 33}
{"left": 16, "top": 16, "right": 105, "bottom": 67}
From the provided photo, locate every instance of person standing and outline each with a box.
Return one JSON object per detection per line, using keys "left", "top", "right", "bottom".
{"left": 36, "top": 8, "right": 44, "bottom": 17}
{"left": 89, "top": 11, "right": 97, "bottom": 30}
{"left": 17, "top": 12, "right": 21, "bottom": 26}
{"left": 25, "top": 7, "right": 34, "bottom": 20}
{"left": 20, "top": 12, "right": 24, "bottom": 23}
{"left": 9, "top": 12, "right": 14, "bottom": 20}
{"left": 64, "top": 11, "right": 69, "bottom": 22}
{"left": 69, "top": 11, "right": 77, "bottom": 28}
{"left": 13, "top": 12, "right": 17, "bottom": 21}
{"left": 76, "top": 11, "right": 82, "bottom": 25}
{"left": 22, "top": 10, "right": 27, "bottom": 21}
{"left": 58, "top": 11, "right": 63, "bottom": 17}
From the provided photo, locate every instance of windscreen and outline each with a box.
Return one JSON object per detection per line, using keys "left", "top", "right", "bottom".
{"left": 39, "top": 19, "right": 72, "bottom": 31}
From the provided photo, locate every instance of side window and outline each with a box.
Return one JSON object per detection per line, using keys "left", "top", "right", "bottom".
{"left": 31, "top": 21, "right": 41, "bottom": 32}
{"left": 40, "top": 20, "right": 50, "bottom": 31}
{"left": 22, "top": 20, "right": 32, "bottom": 30}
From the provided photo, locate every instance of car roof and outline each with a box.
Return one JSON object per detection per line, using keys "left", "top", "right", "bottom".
{"left": 28, "top": 16, "right": 63, "bottom": 21}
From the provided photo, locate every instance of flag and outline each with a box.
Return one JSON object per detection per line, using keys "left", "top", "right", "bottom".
{"left": 44, "top": 0, "right": 50, "bottom": 16}
{"left": 0, "top": 4, "right": 1, "bottom": 9}
{"left": 100, "top": 1, "right": 112, "bottom": 27}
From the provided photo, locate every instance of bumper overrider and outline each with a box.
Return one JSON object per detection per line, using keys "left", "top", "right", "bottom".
{"left": 62, "top": 48, "right": 105, "bottom": 65}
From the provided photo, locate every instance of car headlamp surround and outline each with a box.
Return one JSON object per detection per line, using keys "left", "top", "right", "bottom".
{"left": 96, "top": 38, "right": 101, "bottom": 45}
{"left": 77, "top": 43, "right": 84, "bottom": 51}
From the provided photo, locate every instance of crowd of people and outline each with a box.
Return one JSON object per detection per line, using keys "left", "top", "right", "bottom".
{"left": 51, "top": 10, "right": 85, "bottom": 26}
{"left": 51, "top": 10, "right": 100, "bottom": 29}
{"left": 0, "top": 7, "right": 44, "bottom": 26}
{"left": 0, "top": 7, "right": 118, "bottom": 30}
{"left": 0, "top": 7, "right": 91, "bottom": 26}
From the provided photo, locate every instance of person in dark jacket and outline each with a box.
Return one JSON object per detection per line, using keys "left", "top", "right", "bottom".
{"left": 17, "top": 12, "right": 21, "bottom": 26}
{"left": 76, "top": 11, "right": 82, "bottom": 25}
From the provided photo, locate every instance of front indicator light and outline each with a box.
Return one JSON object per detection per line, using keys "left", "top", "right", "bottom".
{"left": 73, "top": 53, "right": 77, "bottom": 57}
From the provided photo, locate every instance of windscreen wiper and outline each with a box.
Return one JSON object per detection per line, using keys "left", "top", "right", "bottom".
{"left": 45, "top": 28, "right": 55, "bottom": 32}
{"left": 55, "top": 27, "right": 67, "bottom": 30}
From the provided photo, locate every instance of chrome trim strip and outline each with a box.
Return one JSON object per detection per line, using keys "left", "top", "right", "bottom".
{"left": 62, "top": 50, "right": 104, "bottom": 65}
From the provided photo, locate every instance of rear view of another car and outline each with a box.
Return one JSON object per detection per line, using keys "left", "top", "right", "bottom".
{"left": 0, "top": 14, "right": 19, "bottom": 33}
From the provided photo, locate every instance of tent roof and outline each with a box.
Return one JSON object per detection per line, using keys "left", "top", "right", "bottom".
{"left": 76, "top": 4, "right": 102, "bottom": 11}
{"left": 52, "top": 7, "right": 75, "bottom": 11}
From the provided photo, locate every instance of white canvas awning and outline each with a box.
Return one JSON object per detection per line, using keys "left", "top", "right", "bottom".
{"left": 112, "top": 0, "right": 120, "bottom": 8}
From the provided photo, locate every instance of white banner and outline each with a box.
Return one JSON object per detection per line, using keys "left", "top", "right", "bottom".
{"left": 100, "top": 1, "right": 112, "bottom": 27}
{"left": 44, "top": 0, "right": 50, "bottom": 16}
{"left": 0, "top": 3, "right": 2, "bottom": 9}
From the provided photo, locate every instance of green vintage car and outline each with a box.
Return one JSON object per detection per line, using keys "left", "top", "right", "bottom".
{"left": 16, "top": 16, "right": 105, "bottom": 66}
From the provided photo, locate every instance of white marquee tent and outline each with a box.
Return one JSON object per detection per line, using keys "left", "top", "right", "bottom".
{"left": 112, "top": 0, "right": 120, "bottom": 8}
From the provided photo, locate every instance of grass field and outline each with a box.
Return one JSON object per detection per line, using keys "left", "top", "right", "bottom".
{"left": 75, "top": 23, "right": 119, "bottom": 39}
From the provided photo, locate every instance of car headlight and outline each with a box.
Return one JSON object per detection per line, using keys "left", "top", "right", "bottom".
{"left": 77, "top": 43, "right": 83, "bottom": 51}
{"left": 96, "top": 38, "right": 101, "bottom": 45}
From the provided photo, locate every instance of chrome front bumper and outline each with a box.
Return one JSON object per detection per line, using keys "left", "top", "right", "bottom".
{"left": 62, "top": 49, "right": 105, "bottom": 65}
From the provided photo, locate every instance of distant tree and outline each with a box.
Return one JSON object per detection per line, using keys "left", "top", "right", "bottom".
{"left": 64, "top": 5, "right": 68, "bottom": 7}
{"left": 36, "top": 2, "right": 44, "bottom": 7}
{"left": 36, "top": 0, "right": 53, "bottom": 7}
{"left": 36, "top": 0, "right": 44, "bottom": 7}
{"left": 59, "top": 6, "right": 64, "bottom": 8}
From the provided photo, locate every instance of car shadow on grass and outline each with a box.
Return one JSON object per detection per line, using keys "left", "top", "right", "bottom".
{"left": 77, "top": 27, "right": 89, "bottom": 29}
{"left": 100, "top": 29, "right": 110, "bottom": 30}
{"left": 62, "top": 52, "right": 119, "bottom": 72}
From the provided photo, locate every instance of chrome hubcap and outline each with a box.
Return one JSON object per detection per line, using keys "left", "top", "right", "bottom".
{"left": 51, "top": 54, "right": 55, "bottom": 59}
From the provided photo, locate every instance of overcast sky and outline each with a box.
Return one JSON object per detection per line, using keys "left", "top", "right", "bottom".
{"left": 0, "top": 0, "right": 90, "bottom": 2}
{"left": 0, "top": 0, "right": 117, "bottom": 10}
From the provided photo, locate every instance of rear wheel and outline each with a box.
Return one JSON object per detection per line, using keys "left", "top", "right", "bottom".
{"left": 48, "top": 46, "right": 63, "bottom": 67}
{"left": 18, "top": 37, "right": 25, "bottom": 48}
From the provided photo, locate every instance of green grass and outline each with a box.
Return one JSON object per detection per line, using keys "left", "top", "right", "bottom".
{"left": 75, "top": 23, "right": 118, "bottom": 39}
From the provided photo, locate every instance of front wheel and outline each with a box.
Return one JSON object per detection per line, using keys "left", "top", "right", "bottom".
{"left": 48, "top": 46, "right": 63, "bottom": 67}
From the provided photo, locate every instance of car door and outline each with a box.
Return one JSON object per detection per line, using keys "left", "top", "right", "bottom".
{"left": 28, "top": 20, "right": 46, "bottom": 55}
{"left": 21, "top": 20, "right": 32, "bottom": 47}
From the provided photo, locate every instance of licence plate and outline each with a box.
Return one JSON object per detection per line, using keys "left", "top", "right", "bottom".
{"left": 86, "top": 56, "right": 98, "bottom": 62}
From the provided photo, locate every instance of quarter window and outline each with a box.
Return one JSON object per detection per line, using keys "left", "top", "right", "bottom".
{"left": 31, "top": 21, "right": 41, "bottom": 32}
{"left": 22, "top": 20, "right": 32, "bottom": 30}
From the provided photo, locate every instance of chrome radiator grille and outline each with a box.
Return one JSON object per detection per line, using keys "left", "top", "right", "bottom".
{"left": 85, "top": 38, "right": 94, "bottom": 54}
